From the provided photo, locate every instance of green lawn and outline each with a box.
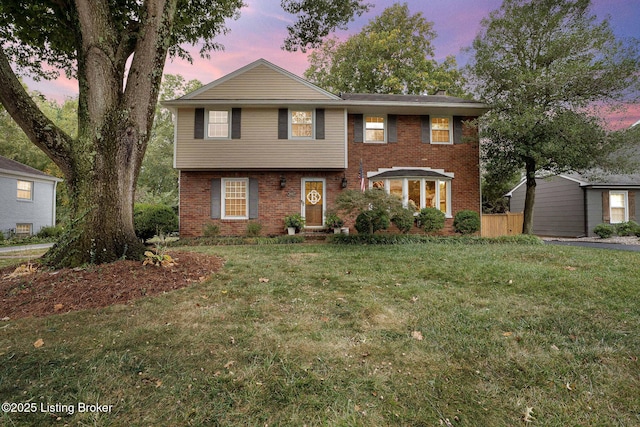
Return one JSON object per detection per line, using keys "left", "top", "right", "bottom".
{"left": 1, "top": 243, "right": 639, "bottom": 426}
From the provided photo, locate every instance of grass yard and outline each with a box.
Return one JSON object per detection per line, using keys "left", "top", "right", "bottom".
{"left": 1, "top": 242, "right": 639, "bottom": 426}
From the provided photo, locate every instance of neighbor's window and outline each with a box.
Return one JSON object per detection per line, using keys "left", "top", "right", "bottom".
{"left": 207, "top": 110, "right": 229, "bottom": 138}
{"left": 291, "top": 110, "right": 313, "bottom": 138}
{"left": 16, "top": 223, "right": 32, "bottom": 235}
{"left": 431, "top": 117, "right": 452, "bottom": 144}
{"left": 365, "top": 116, "right": 385, "bottom": 142}
{"left": 610, "top": 191, "right": 628, "bottom": 223}
{"left": 222, "top": 179, "right": 248, "bottom": 219}
{"left": 17, "top": 180, "right": 33, "bottom": 200}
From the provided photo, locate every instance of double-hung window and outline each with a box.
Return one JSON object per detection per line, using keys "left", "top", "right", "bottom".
{"left": 365, "top": 115, "right": 385, "bottom": 143}
{"left": 17, "top": 180, "right": 33, "bottom": 200}
{"left": 222, "top": 178, "right": 248, "bottom": 219}
{"left": 431, "top": 117, "right": 452, "bottom": 144}
{"left": 610, "top": 191, "right": 628, "bottom": 223}
{"left": 291, "top": 110, "right": 313, "bottom": 138}
{"left": 207, "top": 110, "right": 230, "bottom": 138}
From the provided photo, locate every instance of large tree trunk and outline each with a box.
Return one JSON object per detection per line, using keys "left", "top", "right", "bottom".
{"left": 522, "top": 159, "right": 537, "bottom": 235}
{"left": 43, "top": 122, "right": 147, "bottom": 267}
{"left": 0, "top": 0, "right": 177, "bottom": 268}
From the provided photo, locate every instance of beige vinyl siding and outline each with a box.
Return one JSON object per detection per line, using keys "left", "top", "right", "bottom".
{"left": 175, "top": 108, "right": 346, "bottom": 169}
{"left": 191, "top": 64, "right": 334, "bottom": 100}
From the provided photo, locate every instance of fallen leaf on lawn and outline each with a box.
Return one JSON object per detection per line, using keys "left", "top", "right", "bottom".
{"left": 411, "top": 296, "right": 418, "bottom": 303}
{"left": 502, "top": 332, "right": 513, "bottom": 337}
{"left": 221, "top": 290, "right": 228, "bottom": 294}
{"left": 550, "top": 344, "right": 559, "bottom": 351}
{"left": 156, "top": 380, "right": 162, "bottom": 388}
{"left": 33, "top": 339, "right": 44, "bottom": 348}
{"left": 259, "top": 277, "right": 269, "bottom": 283}
{"left": 224, "top": 360, "right": 235, "bottom": 369}
{"left": 320, "top": 316, "right": 329, "bottom": 322}
{"left": 2, "top": 317, "right": 10, "bottom": 321}
{"left": 564, "top": 266, "right": 577, "bottom": 271}
{"left": 566, "top": 382, "right": 575, "bottom": 391}
{"left": 411, "top": 330, "right": 423, "bottom": 341}
{"left": 523, "top": 407, "right": 535, "bottom": 423}
{"left": 54, "top": 303, "right": 64, "bottom": 311}
{"left": 508, "top": 279, "right": 513, "bottom": 284}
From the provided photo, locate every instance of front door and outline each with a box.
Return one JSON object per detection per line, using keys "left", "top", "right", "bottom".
{"left": 303, "top": 179, "right": 325, "bottom": 227}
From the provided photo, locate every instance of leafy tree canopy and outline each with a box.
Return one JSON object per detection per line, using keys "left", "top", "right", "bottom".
{"left": 0, "top": 0, "right": 370, "bottom": 267}
{"left": 466, "top": 0, "right": 640, "bottom": 233}
{"left": 304, "top": 2, "right": 466, "bottom": 96}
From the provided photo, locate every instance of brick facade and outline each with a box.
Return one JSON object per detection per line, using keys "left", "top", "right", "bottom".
{"left": 179, "top": 114, "right": 480, "bottom": 237}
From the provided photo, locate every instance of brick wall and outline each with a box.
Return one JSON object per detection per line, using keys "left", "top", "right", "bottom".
{"left": 345, "top": 115, "right": 481, "bottom": 231}
{"left": 179, "top": 171, "right": 345, "bottom": 237}
{"left": 178, "top": 114, "right": 480, "bottom": 236}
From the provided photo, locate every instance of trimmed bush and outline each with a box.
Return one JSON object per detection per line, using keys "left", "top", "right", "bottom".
{"left": 328, "top": 233, "right": 544, "bottom": 245}
{"left": 134, "top": 203, "right": 179, "bottom": 242}
{"left": 417, "top": 207, "right": 445, "bottom": 233}
{"left": 391, "top": 208, "right": 415, "bottom": 233}
{"left": 615, "top": 221, "right": 640, "bottom": 237}
{"left": 246, "top": 221, "right": 262, "bottom": 237}
{"left": 36, "top": 225, "right": 64, "bottom": 239}
{"left": 355, "top": 209, "right": 390, "bottom": 234}
{"left": 203, "top": 223, "right": 220, "bottom": 237}
{"left": 453, "top": 210, "right": 480, "bottom": 234}
{"left": 593, "top": 223, "right": 615, "bottom": 239}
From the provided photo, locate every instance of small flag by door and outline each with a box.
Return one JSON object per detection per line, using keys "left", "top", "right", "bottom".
{"left": 358, "top": 159, "right": 366, "bottom": 192}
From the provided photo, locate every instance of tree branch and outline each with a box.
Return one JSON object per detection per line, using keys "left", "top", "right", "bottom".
{"left": 0, "top": 49, "right": 74, "bottom": 178}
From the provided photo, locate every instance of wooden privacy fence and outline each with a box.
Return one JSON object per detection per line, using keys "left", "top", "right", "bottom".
{"left": 481, "top": 212, "right": 524, "bottom": 237}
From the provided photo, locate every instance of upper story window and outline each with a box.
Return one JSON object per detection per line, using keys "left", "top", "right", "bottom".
{"left": 431, "top": 117, "right": 452, "bottom": 144}
{"left": 291, "top": 110, "right": 313, "bottom": 138}
{"left": 365, "top": 115, "right": 385, "bottom": 143}
{"left": 17, "top": 180, "right": 33, "bottom": 200}
{"left": 207, "top": 110, "right": 230, "bottom": 138}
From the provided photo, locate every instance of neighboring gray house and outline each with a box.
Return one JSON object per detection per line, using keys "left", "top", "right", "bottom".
{"left": 0, "top": 155, "right": 62, "bottom": 237}
{"left": 507, "top": 172, "right": 640, "bottom": 237}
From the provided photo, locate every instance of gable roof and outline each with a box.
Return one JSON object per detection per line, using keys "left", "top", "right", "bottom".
{"left": 163, "top": 59, "right": 488, "bottom": 115}
{"left": 0, "top": 155, "right": 62, "bottom": 182}
{"left": 172, "top": 58, "right": 340, "bottom": 102}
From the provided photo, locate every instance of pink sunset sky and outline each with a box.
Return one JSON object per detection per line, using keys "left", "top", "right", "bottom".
{"left": 27, "top": 0, "right": 640, "bottom": 129}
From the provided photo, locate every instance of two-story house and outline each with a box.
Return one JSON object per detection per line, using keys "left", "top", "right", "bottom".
{"left": 0, "top": 155, "right": 62, "bottom": 237}
{"left": 164, "top": 59, "right": 487, "bottom": 236}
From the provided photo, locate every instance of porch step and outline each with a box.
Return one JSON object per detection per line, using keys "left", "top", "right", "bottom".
{"left": 300, "top": 230, "right": 330, "bottom": 241}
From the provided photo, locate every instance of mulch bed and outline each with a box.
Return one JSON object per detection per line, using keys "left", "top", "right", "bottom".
{"left": 0, "top": 251, "right": 224, "bottom": 320}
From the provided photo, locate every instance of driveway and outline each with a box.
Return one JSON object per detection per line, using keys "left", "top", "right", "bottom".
{"left": 544, "top": 239, "right": 640, "bottom": 252}
{"left": 0, "top": 243, "right": 54, "bottom": 254}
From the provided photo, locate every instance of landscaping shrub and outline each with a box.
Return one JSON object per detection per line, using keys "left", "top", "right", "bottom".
{"left": 203, "top": 223, "right": 220, "bottom": 237}
{"left": 355, "top": 209, "right": 390, "bottom": 234}
{"left": 391, "top": 208, "right": 415, "bottom": 233}
{"left": 328, "top": 233, "right": 543, "bottom": 245}
{"left": 36, "top": 225, "right": 64, "bottom": 239}
{"left": 417, "top": 207, "right": 445, "bottom": 233}
{"left": 246, "top": 221, "right": 263, "bottom": 237}
{"left": 614, "top": 221, "right": 639, "bottom": 237}
{"left": 593, "top": 223, "right": 615, "bottom": 239}
{"left": 134, "top": 203, "right": 179, "bottom": 242}
{"left": 453, "top": 210, "right": 480, "bottom": 234}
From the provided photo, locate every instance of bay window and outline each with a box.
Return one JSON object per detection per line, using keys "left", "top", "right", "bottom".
{"left": 372, "top": 177, "right": 451, "bottom": 216}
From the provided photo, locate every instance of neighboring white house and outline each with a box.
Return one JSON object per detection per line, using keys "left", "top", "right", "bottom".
{"left": 0, "top": 155, "right": 62, "bottom": 237}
